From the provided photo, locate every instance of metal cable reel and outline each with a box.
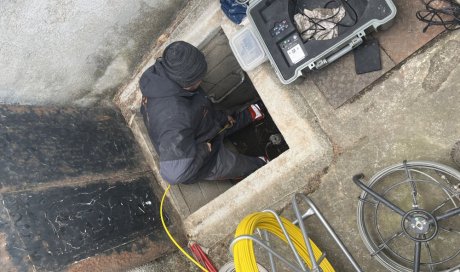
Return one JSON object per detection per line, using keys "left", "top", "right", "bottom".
{"left": 354, "top": 161, "right": 460, "bottom": 272}
{"left": 226, "top": 194, "right": 362, "bottom": 272}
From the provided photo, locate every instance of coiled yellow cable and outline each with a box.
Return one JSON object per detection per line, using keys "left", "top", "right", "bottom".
{"left": 233, "top": 212, "right": 335, "bottom": 272}
{"left": 160, "top": 185, "right": 209, "bottom": 272}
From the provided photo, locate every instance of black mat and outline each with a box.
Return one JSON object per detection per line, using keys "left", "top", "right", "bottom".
{"left": 354, "top": 38, "right": 382, "bottom": 74}
{"left": 0, "top": 105, "right": 171, "bottom": 271}
{"left": 0, "top": 106, "right": 145, "bottom": 189}
{"left": 1, "top": 176, "right": 166, "bottom": 271}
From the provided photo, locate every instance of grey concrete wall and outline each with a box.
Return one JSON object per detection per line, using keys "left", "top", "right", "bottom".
{"left": 0, "top": 0, "right": 186, "bottom": 106}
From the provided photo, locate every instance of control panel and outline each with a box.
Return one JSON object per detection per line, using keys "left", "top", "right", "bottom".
{"left": 279, "top": 33, "right": 307, "bottom": 66}
{"left": 269, "top": 20, "right": 290, "bottom": 37}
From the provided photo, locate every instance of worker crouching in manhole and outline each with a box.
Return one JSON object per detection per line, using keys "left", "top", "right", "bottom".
{"left": 140, "top": 41, "right": 267, "bottom": 185}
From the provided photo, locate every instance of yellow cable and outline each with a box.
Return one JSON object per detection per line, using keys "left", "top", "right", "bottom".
{"left": 160, "top": 185, "right": 209, "bottom": 272}
{"left": 233, "top": 212, "right": 335, "bottom": 272}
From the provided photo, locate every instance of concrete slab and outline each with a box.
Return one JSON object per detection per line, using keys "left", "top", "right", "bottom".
{"left": 178, "top": 180, "right": 234, "bottom": 214}
{"left": 375, "top": 0, "right": 445, "bottom": 64}
{"left": 299, "top": 31, "right": 460, "bottom": 151}
{"left": 306, "top": 47, "right": 395, "bottom": 108}
{"left": 0, "top": 0, "right": 188, "bottom": 106}
{"left": 128, "top": 252, "right": 200, "bottom": 272}
{"left": 292, "top": 30, "right": 460, "bottom": 271}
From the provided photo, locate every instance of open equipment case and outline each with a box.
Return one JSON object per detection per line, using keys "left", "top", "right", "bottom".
{"left": 246, "top": 0, "right": 397, "bottom": 84}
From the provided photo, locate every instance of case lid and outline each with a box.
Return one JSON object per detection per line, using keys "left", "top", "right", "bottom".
{"left": 229, "top": 26, "right": 267, "bottom": 71}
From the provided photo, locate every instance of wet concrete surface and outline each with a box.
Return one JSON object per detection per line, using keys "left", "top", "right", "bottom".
{"left": 0, "top": 105, "right": 175, "bottom": 271}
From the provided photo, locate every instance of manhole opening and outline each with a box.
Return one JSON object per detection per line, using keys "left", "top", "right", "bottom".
{"left": 165, "top": 29, "right": 289, "bottom": 215}
{"left": 200, "top": 29, "right": 288, "bottom": 157}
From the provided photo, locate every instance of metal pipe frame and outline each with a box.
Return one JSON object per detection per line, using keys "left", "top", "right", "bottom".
{"left": 230, "top": 235, "right": 308, "bottom": 272}
{"left": 262, "top": 209, "right": 309, "bottom": 271}
{"left": 294, "top": 194, "right": 363, "bottom": 272}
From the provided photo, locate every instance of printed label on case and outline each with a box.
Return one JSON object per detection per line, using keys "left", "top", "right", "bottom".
{"left": 287, "top": 44, "right": 306, "bottom": 64}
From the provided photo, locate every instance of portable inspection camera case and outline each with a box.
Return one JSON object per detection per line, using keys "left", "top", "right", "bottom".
{"left": 247, "top": 0, "right": 397, "bottom": 84}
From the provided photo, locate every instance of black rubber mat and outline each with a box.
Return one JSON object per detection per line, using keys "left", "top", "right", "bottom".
{"left": 0, "top": 105, "right": 172, "bottom": 271}
{"left": 0, "top": 106, "right": 145, "bottom": 189}
{"left": 1, "top": 176, "right": 165, "bottom": 271}
{"left": 354, "top": 37, "right": 382, "bottom": 74}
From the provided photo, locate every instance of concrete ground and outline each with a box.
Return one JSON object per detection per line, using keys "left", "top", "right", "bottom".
{"left": 129, "top": 27, "right": 460, "bottom": 272}
{"left": 279, "top": 29, "right": 460, "bottom": 272}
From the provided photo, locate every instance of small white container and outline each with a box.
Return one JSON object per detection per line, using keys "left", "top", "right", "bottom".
{"left": 229, "top": 26, "right": 267, "bottom": 71}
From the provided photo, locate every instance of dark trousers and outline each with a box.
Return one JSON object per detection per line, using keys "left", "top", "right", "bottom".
{"left": 203, "top": 108, "right": 265, "bottom": 181}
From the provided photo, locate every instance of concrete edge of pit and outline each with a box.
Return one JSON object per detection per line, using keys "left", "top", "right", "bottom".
{"left": 114, "top": 0, "right": 335, "bottom": 248}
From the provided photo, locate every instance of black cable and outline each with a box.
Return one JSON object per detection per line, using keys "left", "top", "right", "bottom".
{"left": 293, "top": 0, "right": 359, "bottom": 42}
{"left": 324, "top": 0, "right": 359, "bottom": 27}
{"left": 416, "top": 0, "right": 460, "bottom": 32}
{"left": 264, "top": 142, "right": 272, "bottom": 160}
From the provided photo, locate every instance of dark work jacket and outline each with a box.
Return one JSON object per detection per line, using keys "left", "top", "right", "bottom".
{"left": 139, "top": 60, "right": 227, "bottom": 184}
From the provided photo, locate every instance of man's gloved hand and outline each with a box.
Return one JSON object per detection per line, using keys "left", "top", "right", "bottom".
{"left": 207, "top": 116, "right": 235, "bottom": 145}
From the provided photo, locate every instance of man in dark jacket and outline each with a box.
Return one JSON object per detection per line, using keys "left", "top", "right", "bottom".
{"left": 140, "top": 41, "right": 266, "bottom": 185}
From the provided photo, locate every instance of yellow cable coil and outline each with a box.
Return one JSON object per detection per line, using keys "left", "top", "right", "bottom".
{"left": 233, "top": 212, "right": 335, "bottom": 272}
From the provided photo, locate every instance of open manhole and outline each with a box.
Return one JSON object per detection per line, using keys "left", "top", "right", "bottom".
{"left": 165, "top": 30, "right": 289, "bottom": 215}
{"left": 202, "top": 31, "right": 288, "bottom": 162}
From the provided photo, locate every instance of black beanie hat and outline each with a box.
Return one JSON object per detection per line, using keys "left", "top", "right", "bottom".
{"left": 162, "top": 41, "right": 207, "bottom": 88}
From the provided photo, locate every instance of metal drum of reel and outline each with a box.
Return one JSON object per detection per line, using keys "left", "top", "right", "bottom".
{"left": 354, "top": 161, "right": 460, "bottom": 272}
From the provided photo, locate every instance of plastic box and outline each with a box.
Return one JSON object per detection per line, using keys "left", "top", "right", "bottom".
{"left": 247, "top": 0, "right": 397, "bottom": 84}
{"left": 229, "top": 26, "right": 268, "bottom": 71}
